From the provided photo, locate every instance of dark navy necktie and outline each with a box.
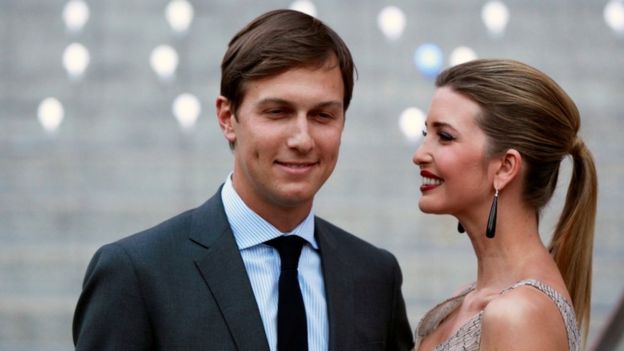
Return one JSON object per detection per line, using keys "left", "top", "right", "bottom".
{"left": 266, "top": 235, "right": 308, "bottom": 351}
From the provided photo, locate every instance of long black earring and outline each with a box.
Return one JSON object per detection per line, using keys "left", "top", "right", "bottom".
{"left": 457, "top": 222, "right": 465, "bottom": 233}
{"left": 486, "top": 189, "right": 499, "bottom": 239}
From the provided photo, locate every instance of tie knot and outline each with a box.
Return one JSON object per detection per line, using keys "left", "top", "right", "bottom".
{"left": 266, "top": 235, "right": 306, "bottom": 271}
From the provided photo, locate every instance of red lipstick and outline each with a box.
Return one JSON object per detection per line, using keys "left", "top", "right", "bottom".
{"left": 420, "top": 170, "right": 443, "bottom": 192}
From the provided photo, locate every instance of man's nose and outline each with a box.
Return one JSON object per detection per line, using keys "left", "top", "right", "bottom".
{"left": 286, "top": 115, "right": 314, "bottom": 153}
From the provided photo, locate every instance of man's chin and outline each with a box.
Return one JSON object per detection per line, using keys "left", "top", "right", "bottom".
{"left": 273, "top": 187, "right": 317, "bottom": 208}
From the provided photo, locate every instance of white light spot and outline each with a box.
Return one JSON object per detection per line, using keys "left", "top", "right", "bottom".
{"left": 399, "top": 107, "right": 425, "bottom": 142}
{"left": 62, "top": 43, "right": 90, "bottom": 79}
{"left": 482, "top": 1, "right": 509, "bottom": 37}
{"left": 38, "top": 98, "right": 65, "bottom": 133}
{"left": 449, "top": 46, "right": 478, "bottom": 67}
{"left": 173, "top": 93, "right": 201, "bottom": 130}
{"left": 165, "top": 0, "right": 194, "bottom": 33}
{"left": 378, "top": 6, "right": 406, "bottom": 41}
{"left": 62, "top": 0, "right": 90, "bottom": 32}
{"left": 150, "top": 45, "right": 179, "bottom": 80}
{"left": 290, "top": 0, "right": 317, "bottom": 17}
{"left": 605, "top": 1, "right": 624, "bottom": 33}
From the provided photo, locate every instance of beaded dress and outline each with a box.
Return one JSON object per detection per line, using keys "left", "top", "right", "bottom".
{"left": 414, "top": 279, "right": 580, "bottom": 351}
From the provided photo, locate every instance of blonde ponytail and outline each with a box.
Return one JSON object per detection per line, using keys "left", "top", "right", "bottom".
{"left": 549, "top": 138, "right": 598, "bottom": 338}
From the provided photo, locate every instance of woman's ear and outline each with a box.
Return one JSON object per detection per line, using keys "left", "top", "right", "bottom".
{"left": 494, "top": 149, "right": 522, "bottom": 190}
{"left": 216, "top": 96, "right": 236, "bottom": 143}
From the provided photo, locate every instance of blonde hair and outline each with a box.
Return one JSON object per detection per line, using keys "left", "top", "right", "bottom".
{"left": 436, "top": 59, "right": 597, "bottom": 337}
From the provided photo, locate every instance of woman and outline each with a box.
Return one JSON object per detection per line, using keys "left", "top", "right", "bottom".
{"left": 412, "top": 59, "right": 597, "bottom": 351}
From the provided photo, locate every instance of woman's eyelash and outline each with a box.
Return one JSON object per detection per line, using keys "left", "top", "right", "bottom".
{"left": 438, "top": 132, "right": 455, "bottom": 141}
{"left": 422, "top": 129, "right": 455, "bottom": 141}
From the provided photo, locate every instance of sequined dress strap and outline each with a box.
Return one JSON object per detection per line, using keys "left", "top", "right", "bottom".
{"left": 413, "top": 285, "right": 480, "bottom": 351}
{"left": 414, "top": 280, "right": 581, "bottom": 351}
{"left": 505, "top": 279, "right": 581, "bottom": 351}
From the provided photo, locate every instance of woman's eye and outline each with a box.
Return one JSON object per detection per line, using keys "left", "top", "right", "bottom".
{"left": 438, "top": 132, "right": 455, "bottom": 141}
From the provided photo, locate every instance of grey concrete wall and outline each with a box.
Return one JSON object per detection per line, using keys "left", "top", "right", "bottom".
{"left": 2, "top": 0, "right": 623, "bottom": 349}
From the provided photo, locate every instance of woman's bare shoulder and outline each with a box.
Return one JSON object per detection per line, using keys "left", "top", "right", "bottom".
{"left": 479, "top": 286, "right": 569, "bottom": 351}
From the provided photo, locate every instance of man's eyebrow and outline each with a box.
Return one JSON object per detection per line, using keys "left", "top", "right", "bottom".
{"left": 256, "top": 98, "right": 343, "bottom": 110}
{"left": 313, "top": 101, "right": 343, "bottom": 109}
{"left": 256, "top": 98, "right": 292, "bottom": 106}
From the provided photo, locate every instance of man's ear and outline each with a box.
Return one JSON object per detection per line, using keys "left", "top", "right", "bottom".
{"left": 216, "top": 96, "right": 236, "bottom": 143}
{"left": 494, "top": 149, "right": 522, "bottom": 191}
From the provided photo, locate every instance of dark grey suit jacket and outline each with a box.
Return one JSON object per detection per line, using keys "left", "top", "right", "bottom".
{"left": 73, "top": 189, "right": 414, "bottom": 350}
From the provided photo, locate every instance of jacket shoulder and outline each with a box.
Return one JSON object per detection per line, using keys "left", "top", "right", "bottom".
{"left": 315, "top": 216, "right": 397, "bottom": 265}
{"left": 116, "top": 207, "right": 195, "bottom": 249}
{"left": 113, "top": 190, "right": 226, "bottom": 254}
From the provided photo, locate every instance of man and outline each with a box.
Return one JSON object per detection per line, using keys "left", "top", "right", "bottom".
{"left": 73, "top": 9, "right": 414, "bottom": 351}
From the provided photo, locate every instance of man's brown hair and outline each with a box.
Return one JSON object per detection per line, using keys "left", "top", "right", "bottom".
{"left": 220, "top": 9, "right": 356, "bottom": 115}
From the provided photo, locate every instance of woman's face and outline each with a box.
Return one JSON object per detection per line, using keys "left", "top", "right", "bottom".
{"left": 412, "top": 87, "right": 496, "bottom": 217}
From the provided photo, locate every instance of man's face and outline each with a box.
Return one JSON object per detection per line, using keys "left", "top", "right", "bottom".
{"left": 217, "top": 57, "right": 345, "bottom": 222}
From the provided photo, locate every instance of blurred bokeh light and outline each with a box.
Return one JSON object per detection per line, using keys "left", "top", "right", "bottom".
{"left": 150, "top": 45, "right": 179, "bottom": 80}
{"left": 399, "top": 107, "right": 426, "bottom": 142}
{"left": 378, "top": 6, "right": 407, "bottom": 41}
{"left": 290, "top": 0, "right": 317, "bottom": 17}
{"left": 37, "top": 98, "right": 65, "bottom": 133}
{"left": 605, "top": 0, "right": 624, "bottom": 34}
{"left": 173, "top": 93, "right": 201, "bottom": 130}
{"left": 62, "top": 0, "right": 89, "bottom": 33}
{"left": 414, "top": 43, "right": 444, "bottom": 78}
{"left": 482, "top": 1, "right": 510, "bottom": 37}
{"left": 62, "top": 43, "right": 90, "bottom": 79}
{"left": 449, "top": 46, "right": 478, "bottom": 67}
{"left": 165, "top": 0, "right": 194, "bottom": 34}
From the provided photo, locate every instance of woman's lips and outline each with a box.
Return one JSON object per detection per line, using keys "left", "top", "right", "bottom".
{"left": 420, "top": 170, "right": 443, "bottom": 192}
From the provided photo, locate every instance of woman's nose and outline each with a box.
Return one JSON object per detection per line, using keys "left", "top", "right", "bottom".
{"left": 412, "top": 142, "right": 430, "bottom": 166}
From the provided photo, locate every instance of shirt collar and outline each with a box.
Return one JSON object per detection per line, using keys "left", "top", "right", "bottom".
{"left": 221, "top": 173, "right": 317, "bottom": 250}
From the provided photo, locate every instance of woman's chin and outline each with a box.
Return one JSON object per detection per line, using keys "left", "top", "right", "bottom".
{"left": 418, "top": 202, "right": 445, "bottom": 214}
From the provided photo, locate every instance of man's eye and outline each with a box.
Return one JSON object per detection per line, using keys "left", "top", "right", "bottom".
{"left": 264, "top": 109, "right": 288, "bottom": 117}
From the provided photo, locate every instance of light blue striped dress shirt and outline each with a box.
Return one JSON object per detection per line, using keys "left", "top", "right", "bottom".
{"left": 221, "top": 176, "right": 329, "bottom": 351}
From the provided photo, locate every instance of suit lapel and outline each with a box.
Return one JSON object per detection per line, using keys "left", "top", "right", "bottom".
{"left": 316, "top": 219, "right": 354, "bottom": 351}
{"left": 190, "top": 191, "right": 270, "bottom": 351}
